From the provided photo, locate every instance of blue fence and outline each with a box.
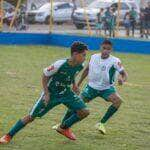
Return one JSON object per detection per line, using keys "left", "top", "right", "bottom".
{"left": 0, "top": 32, "right": 150, "bottom": 54}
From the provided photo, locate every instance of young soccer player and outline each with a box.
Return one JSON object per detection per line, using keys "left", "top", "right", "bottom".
{"left": 55, "top": 39, "right": 128, "bottom": 135}
{"left": 0, "top": 42, "right": 89, "bottom": 144}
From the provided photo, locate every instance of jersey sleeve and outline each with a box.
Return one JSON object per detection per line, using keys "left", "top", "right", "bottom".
{"left": 114, "top": 58, "right": 124, "bottom": 73}
{"left": 43, "top": 59, "right": 66, "bottom": 77}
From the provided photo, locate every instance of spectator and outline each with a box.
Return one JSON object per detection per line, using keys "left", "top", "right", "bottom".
{"left": 139, "top": 8, "right": 146, "bottom": 38}
{"left": 71, "top": 0, "right": 77, "bottom": 19}
{"left": 129, "top": 7, "right": 138, "bottom": 37}
{"left": 109, "top": 8, "right": 116, "bottom": 37}
{"left": 4, "top": 8, "right": 14, "bottom": 26}
{"left": 124, "top": 12, "right": 131, "bottom": 36}
{"left": 144, "top": 2, "right": 150, "bottom": 39}
{"left": 96, "top": 8, "right": 104, "bottom": 35}
{"left": 16, "top": 4, "right": 27, "bottom": 31}
{"left": 104, "top": 7, "right": 111, "bottom": 36}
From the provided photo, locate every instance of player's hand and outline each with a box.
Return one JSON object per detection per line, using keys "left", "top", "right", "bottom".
{"left": 43, "top": 93, "right": 50, "bottom": 106}
{"left": 118, "top": 78, "right": 124, "bottom": 86}
{"left": 72, "top": 84, "right": 80, "bottom": 95}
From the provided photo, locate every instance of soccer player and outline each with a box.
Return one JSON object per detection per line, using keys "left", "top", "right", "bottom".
{"left": 0, "top": 42, "right": 89, "bottom": 144}
{"left": 56, "top": 40, "right": 128, "bottom": 135}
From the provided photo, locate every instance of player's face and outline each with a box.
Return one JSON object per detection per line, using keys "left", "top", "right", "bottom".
{"left": 101, "top": 44, "right": 112, "bottom": 59}
{"left": 74, "top": 50, "right": 87, "bottom": 64}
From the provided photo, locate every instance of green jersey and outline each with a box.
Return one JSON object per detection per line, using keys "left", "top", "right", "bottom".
{"left": 43, "top": 59, "right": 84, "bottom": 97}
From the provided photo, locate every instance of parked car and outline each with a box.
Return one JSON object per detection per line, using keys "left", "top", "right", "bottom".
{"left": 27, "top": 2, "right": 74, "bottom": 24}
{"left": 73, "top": 0, "right": 140, "bottom": 29}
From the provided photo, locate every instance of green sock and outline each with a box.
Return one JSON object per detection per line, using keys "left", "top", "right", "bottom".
{"left": 101, "top": 105, "right": 118, "bottom": 124}
{"left": 61, "top": 109, "right": 74, "bottom": 124}
{"left": 8, "top": 119, "right": 25, "bottom": 137}
{"left": 61, "top": 113, "right": 80, "bottom": 129}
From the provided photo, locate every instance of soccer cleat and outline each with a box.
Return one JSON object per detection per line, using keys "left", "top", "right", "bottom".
{"left": 0, "top": 134, "right": 12, "bottom": 144}
{"left": 53, "top": 124, "right": 76, "bottom": 140}
{"left": 96, "top": 123, "right": 106, "bottom": 134}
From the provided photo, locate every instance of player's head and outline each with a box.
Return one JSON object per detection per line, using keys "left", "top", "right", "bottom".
{"left": 101, "top": 39, "right": 113, "bottom": 59}
{"left": 71, "top": 41, "right": 88, "bottom": 64}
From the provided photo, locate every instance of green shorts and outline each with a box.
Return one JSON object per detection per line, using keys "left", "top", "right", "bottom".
{"left": 81, "top": 85, "right": 116, "bottom": 102}
{"left": 29, "top": 91, "right": 86, "bottom": 118}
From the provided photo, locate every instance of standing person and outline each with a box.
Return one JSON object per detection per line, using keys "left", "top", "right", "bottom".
{"left": 0, "top": 42, "right": 89, "bottom": 144}
{"left": 17, "top": 4, "right": 27, "bottom": 31}
{"left": 96, "top": 8, "right": 104, "bottom": 36}
{"left": 55, "top": 40, "right": 128, "bottom": 135}
{"left": 124, "top": 12, "right": 131, "bottom": 36}
{"left": 144, "top": 2, "right": 150, "bottom": 39}
{"left": 71, "top": 0, "right": 77, "bottom": 19}
{"left": 139, "top": 8, "right": 146, "bottom": 38}
{"left": 104, "top": 7, "right": 111, "bottom": 36}
{"left": 129, "top": 7, "right": 138, "bottom": 37}
{"left": 109, "top": 8, "right": 116, "bottom": 37}
{"left": 4, "top": 8, "right": 15, "bottom": 26}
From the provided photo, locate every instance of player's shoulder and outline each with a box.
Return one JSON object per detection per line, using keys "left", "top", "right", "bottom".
{"left": 91, "top": 53, "right": 101, "bottom": 59}
{"left": 53, "top": 59, "right": 67, "bottom": 68}
{"left": 110, "top": 55, "right": 121, "bottom": 62}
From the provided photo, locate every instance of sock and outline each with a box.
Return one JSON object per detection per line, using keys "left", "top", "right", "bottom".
{"left": 61, "top": 113, "right": 81, "bottom": 129}
{"left": 8, "top": 119, "right": 25, "bottom": 137}
{"left": 61, "top": 109, "right": 74, "bottom": 124}
{"left": 100, "top": 105, "right": 118, "bottom": 124}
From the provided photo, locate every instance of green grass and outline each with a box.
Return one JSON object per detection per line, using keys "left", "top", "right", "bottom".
{"left": 0, "top": 46, "right": 150, "bottom": 150}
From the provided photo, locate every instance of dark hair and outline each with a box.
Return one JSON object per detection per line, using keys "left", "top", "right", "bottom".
{"left": 71, "top": 41, "right": 88, "bottom": 55}
{"left": 102, "top": 39, "right": 113, "bottom": 46}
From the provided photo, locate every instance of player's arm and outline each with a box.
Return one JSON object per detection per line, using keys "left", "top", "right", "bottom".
{"left": 42, "top": 74, "right": 51, "bottom": 106}
{"left": 72, "top": 79, "right": 80, "bottom": 95}
{"left": 115, "top": 59, "right": 128, "bottom": 85}
{"left": 42, "top": 64, "right": 59, "bottom": 106}
{"left": 118, "top": 70, "right": 128, "bottom": 85}
{"left": 72, "top": 64, "right": 85, "bottom": 95}
{"left": 77, "top": 64, "right": 89, "bottom": 87}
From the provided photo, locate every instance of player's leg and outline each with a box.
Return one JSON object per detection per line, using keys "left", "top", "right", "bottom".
{"left": 97, "top": 87, "right": 122, "bottom": 134}
{"left": 0, "top": 93, "right": 60, "bottom": 144}
{"left": 100, "top": 93, "right": 122, "bottom": 124}
{"left": 0, "top": 115, "right": 34, "bottom": 144}
{"left": 54, "top": 92, "right": 90, "bottom": 140}
{"left": 59, "top": 85, "right": 98, "bottom": 126}
{"left": 61, "top": 109, "right": 74, "bottom": 125}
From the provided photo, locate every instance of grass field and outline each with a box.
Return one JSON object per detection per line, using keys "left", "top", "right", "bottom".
{"left": 0, "top": 46, "right": 150, "bottom": 150}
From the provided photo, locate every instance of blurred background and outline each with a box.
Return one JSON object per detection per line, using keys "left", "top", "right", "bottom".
{"left": 0, "top": 0, "right": 150, "bottom": 39}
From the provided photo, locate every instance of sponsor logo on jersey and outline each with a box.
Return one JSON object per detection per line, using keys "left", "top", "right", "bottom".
{"left": 60, "top": 71, "right": 67, "bottom": 75}
{"left": 101, "top": 65, "right": 106, "bottom": 71}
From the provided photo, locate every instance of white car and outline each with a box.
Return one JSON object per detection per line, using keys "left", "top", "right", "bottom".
{"left": 27, "top": 2, "right": 73, "bottom": 24}
{"left": 73, "top": 0, "right": 140, "bottom": 29}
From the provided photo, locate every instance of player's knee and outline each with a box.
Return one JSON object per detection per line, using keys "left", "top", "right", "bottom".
{"left": 77, "top": 109, "right": 90, "bottom": 119}
{"left": 83, "top": 109, "right": 90, "bottom": 118}
{"left": 22, "top": 115, "right": 34, "bottom": 125}
{"left": 113, "top": 97, "right": 122, "bottom": 108}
